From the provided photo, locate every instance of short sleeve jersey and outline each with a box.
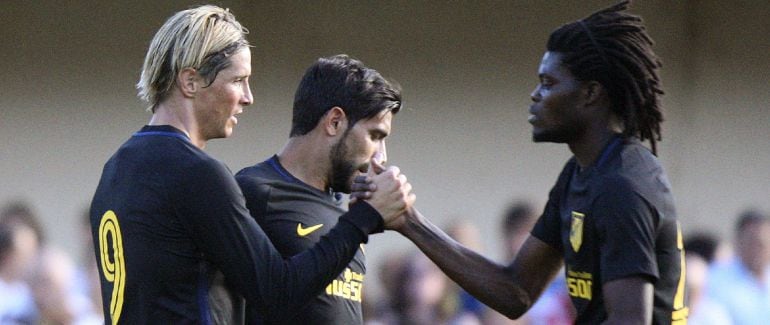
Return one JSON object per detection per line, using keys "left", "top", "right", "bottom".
{"left": 90, "top": 126, "right": 382, "bottom": 324}
{"left": 235, "top": 156, "right": 365, "bottom": 324}
{"left": 531, "top": 136, "right": 687, "bottom": 324}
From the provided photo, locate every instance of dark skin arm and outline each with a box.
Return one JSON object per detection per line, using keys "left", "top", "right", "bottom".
{"left": 602, "top": 277, "right": 653, "bottom": 324}
{"left": 352, "top": 175, "right": 563, "bottom": 319}
{"left": 392, "top": 206, "right": 564, "bottom": 319}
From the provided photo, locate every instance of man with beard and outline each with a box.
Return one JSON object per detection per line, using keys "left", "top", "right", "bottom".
{"left": 90, "top": 7, "right": 414, "bottom": 324}
{"left": 355, "top": 1, "right": 687, "bottom": 324}
{"left": 235, "top": 54, "right": 402, "bottom": 324}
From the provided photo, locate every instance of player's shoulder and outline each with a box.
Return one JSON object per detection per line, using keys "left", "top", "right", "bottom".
{"left": 235, "top": 161, "right": 274, "bottom": 179}
{"left": 235, "top": 161, "right": 281, "bottom": 188}
{"left": 235, "top": 161, "right": 281, "bottom": 198}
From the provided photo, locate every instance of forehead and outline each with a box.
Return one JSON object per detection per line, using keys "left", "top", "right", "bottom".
{"left": 538, "top": 51, "right": 572, "bottom": 79}
{"left": 224, "top": 47, "right": 251, "bottom": 74}
{"left": 355, "top": 110, "right": 393, "bottom": 132}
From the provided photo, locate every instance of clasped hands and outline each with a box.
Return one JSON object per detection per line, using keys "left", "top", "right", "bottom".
{"left": 350, "top": 159, "right": 415, "bottom": 231}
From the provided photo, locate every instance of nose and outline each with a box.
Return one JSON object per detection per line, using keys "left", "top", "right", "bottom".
{"left": 374, "top": 142, "right": 387, "bottom": 165}
{"left": 242, "top": 84, "right": 254, "bottom": 106}
{"left": 530, "top": 86, "right": 541, "bottom": 103}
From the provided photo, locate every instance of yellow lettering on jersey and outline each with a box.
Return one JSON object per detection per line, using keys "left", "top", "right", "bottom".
{"left": 99, "top": 210, "right": 126, "bottom": 325}
{"left": 566, "top": 268, "right": 593, "bottom": 300}
{"left": 570, "top": 211, "right": 585, "bottom": 252}
{"left": 324, "top": 268, "right": 364, "bottom": 302}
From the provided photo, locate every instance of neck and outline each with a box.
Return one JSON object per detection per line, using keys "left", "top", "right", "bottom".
{"left": 568, "top": 128, "right": 620, "bottom": 168}
{"left": 149, "top": 97, "right": 205, "bottom": 149}
{"left": 276, "top": 135, "right": 331, "bottom": 191}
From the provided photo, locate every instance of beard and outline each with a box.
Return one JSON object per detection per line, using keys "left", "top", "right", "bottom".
{"left": 328, "top": 131, "right": 360, "bottom": 193}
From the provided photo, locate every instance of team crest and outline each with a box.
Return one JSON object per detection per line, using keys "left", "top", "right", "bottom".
{"left": 570, "top": 211, "right": 585, "bottom": 252}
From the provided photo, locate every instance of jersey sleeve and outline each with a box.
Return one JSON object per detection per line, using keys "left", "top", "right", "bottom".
{"left": 594, "top": 178, "right": 659, "bottom": 283}
{"left": 531, "top": 183, "right": 564, "bottom": 251}
{"left": 174, "top": 158, "right": 381, "bottom": 322}
{"left": 531, "top": 161, "right": 574, "bottom": 252}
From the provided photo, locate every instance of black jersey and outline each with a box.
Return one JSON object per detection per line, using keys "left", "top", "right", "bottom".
{"left": 235, "top": 156, "right": 365, "bottom": 324}
{"left": 90, "top": 125, "right": 383, "bottom": 324}
{"left": 531, "top": 136, "right": 687, "bottom": 324}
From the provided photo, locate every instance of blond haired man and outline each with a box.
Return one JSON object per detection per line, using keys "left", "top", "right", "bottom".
{"left": 90, "top": 5, "right": 414, "bottom": 324}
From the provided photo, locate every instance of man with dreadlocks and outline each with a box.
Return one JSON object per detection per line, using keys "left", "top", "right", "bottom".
{"left": 352, "top": 1, "right": 687, "bottom": 324}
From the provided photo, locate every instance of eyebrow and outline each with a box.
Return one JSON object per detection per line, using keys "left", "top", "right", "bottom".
{"left": 370, "top": 128, "right": 389, "bottom": 139}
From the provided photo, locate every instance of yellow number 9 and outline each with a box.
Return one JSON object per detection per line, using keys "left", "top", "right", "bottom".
{"left": 99, "top": 210, "right": 126, "bottom": 324}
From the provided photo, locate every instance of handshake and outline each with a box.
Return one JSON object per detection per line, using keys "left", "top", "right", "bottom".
{"left": 349, "top": 155, "right": 417, "bottom": 231}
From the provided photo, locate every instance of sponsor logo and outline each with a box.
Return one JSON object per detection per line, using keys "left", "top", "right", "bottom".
{"left": 325, "top": 268, "right": 364, "bottom": 302}
{"left": 570, "top": 211, "right": 585, "bottom": 252}
{"left": 567, "top": 268, "right": 593, "bottom": 300}
{"left": 297, "top": 223, "right": 324, "bottom": 237}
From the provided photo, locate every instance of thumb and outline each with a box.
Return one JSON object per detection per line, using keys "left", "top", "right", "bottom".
{"left": 368, "top": 158, "right": 385, "bottom": 176}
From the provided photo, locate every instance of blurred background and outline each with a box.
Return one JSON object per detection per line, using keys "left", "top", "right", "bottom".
{"left": 1, "top": 0, "right": 768, "bottom": 323}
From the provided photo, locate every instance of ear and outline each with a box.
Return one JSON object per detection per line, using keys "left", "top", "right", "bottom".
{"left": 582, "top": 81, "right": 606, "bottom": 107}
{"left": 177, "top": 68, "right": 199, "bottom": 98}
{"left": 323, "top": 106, "right": 348, "bottom": 136}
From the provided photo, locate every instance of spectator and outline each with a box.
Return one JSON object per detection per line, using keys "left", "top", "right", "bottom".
{"left": 705, "top": 209, "right": 770, "bottom": 324}
{"left": 484, "top": 201, "right": 575, "bottom": 325}
{"left": 684, "top": 232, "right": 730, "bottom": 325}
{"left": 0, "top": 202, "right": 41, "bottom": 324}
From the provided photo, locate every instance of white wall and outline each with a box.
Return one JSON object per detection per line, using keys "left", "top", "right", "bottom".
{"left": 1, "top": 0, "right": 768, "bottom": 300}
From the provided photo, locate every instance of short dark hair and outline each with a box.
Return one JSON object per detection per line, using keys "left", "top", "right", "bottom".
{"left": 684, "top": 232, "right": 720, "bottom": 263}
{"left": 736, "top": 209, "right": 770, "bottom": 233}
{"left": 290, "top": 54, "right": 402, "bottom": 137}
{"left": 546, "top": 1, "right": 664, "bottom": 154}
{"left": 501, "top": 200, "right": 536, "bottom": 235}
{"left": 0, "top": 201, "right": 46, "bottom": 245}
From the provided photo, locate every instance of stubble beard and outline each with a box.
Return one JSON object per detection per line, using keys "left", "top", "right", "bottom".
{"left": 328, "top": 133, "right": 357, "bottom": 194}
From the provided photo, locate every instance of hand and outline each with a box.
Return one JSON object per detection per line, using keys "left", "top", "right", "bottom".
{"left": 383, "top": 206, "right": 416, "bottom": 232}
{"left": 361, "top": 159, "right": 416, "bottom": 225}
{"left": 348, "top": 155, "right": 386, "bottom": 204}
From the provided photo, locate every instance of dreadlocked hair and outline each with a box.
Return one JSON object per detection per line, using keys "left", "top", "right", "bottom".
{"left": 546, "top": 0, "right": 664, "bottom": 154}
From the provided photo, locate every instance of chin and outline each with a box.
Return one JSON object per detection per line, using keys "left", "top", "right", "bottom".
{"left": 532, "top": 127, "right": 572, "bottom": 144}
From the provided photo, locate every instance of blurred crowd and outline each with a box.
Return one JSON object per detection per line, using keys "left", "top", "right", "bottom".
{"left": 0, "top": 202, "right": 102, "bottom": 325}
{"left": 1, "top": 198, "right": 768, "bottom": 325}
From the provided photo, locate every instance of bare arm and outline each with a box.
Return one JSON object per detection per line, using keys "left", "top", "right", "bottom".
{"left": 396, "top": 207, "right": 564, "bottom": 319}
{"left": 601, "top": 277, "right": 653, "bottom": 325}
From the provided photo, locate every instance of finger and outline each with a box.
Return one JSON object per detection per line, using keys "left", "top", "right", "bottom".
{"left": 353, "top": 175, "right": 372, "bottom": 184}
{"left": 382, "top": 165, "right": 400, "bottom": 178}
{"left": 350, "top": 190, "right": 373, "bottom": 200}
{"left": 402, "top": 182, "right": 412, "bottom": 195}
{"left": 407, "top": 193, "right": 417, "bottom": 206}
{"left": 351, "top": 181, "right": 376, "bottom": 193}
{"left": 369, "top": 158, "right": 385, "bottom": 175}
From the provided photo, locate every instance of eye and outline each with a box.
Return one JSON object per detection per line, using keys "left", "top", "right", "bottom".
{"left": 371, "top": 131, "right": 387, "bottom": 141}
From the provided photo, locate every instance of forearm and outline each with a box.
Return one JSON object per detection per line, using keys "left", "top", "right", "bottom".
{"left": 253, "top": 202, "right": 381, "bottom": 321}
{"left": 398, "top": 208, "right": 533, "bottom": 319}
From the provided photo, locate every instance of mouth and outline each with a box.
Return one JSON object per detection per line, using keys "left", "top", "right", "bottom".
{"left": 231, "top": 110, "right": 243, "bottom": 124}
{"left": 528, "top": 106, "right": 538, "bottom": 125}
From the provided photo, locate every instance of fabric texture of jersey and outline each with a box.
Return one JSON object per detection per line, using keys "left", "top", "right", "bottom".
{"left": 235, "top": 155, "right": 365, "bottom": 324}
{"left": 90, "top": 125, "right": 382, "bottom": 324}
{"left": 531, "top": 136, "right": 686, "bottom": 324}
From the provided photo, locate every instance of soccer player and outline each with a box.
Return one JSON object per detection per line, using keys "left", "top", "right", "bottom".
{"left": 355, "top": 1, "right": 686, "bottom": 324}
{"left": 234, "top": 54, "right": 400, "bottom": 324}
{"left": 89, "top": 6, "right": 414, "bottom": 324}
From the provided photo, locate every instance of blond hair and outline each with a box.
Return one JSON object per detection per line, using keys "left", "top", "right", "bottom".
{"left": 136, "top": 5, "right": 249, "bottom": 111}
